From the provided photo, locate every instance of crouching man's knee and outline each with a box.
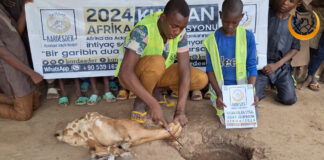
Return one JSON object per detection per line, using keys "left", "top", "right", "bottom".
{"left": 191, "top": 68, "right": 208, "bottom": 90}
{"left": 15, "top": 111, "right": 33, "bottom": 121}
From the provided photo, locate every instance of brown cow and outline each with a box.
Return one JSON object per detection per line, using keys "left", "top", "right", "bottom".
{"left": 55, "top": 112, "right": 182, "bottom": 160}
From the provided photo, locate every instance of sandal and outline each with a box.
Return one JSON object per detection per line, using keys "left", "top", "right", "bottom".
{"left": 128, "top": 91, "right": 136, "bottom": 99}
{"left": 308, "top": 82, "right": 320, "bottom": 91}
{"left": 204, "top": 91, "right": 211, "bottom": 99}
{"left": 75, "top": 96, "right": 89, "bottom": 105}
{"left": 117, "top": 89, "right": 128, "bottom": 100}
{"left": 170, "top": 91, "right": 178, "bottom": 98}
{"left": 191, "top": 90, "right": 202, "bottom": 101}
{"left": 130, "top": 111, "right": 147, "bottom": 123}
{"left": 159, "top": 95, "right": 175, "bottom": 107}
{"left": 103, "top": 92, "right": 116, "bottom": 102}
{"left": 58, "top": 97, "right": 69, "bottom": 106}
{"left": 81, "top": 81, "right": 90, "bottom": 93}
{"left": 109, "top": 81, "right": 119, "bottom": 92}
{"left": 47, "top": 88, "right": 60, "bottom": 99}
{"left": 87, "top": 94, "right": 101, "bottom": 105}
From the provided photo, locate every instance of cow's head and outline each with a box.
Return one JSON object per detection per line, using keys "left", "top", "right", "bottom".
{"left": 55, "top": 115, "right": 92, "bottom": 146}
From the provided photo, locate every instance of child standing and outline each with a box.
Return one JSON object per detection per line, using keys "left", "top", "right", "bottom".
{"left": 57, "top": 79, "right": 88, "bottom": 106}
{"left": 87, "top": 77, "right": 116, "bottom": 105}
{"left": 203, "top": 0, "right": 258, "bottom": 125}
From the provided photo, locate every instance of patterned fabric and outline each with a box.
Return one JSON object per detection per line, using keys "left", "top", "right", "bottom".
{"left": 124, "top": 25, "right": 189, "bottom": 59}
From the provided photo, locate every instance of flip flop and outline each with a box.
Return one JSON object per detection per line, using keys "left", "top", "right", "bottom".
{"left": 81, "top": 81, "right": 90, "bottom": 93}
{"left": 117, "top": 89, "right": 128, "bottom": 100}
{"left": 128, "top": 91, "right": 136, "bottom": 99}
{"left": 109, "top": 81, "right": 119, "bottom": 92}
{"left": 75, "top": 96, "right": 89, "bottom": 105}
{"left": 87, "top": 94, "right": 101, "bottom": 105}
{"left": 47, "top": 88, "right": 60, "bottom": 99}
{"left": 159, "top": 95, "right": 175, "bottom": 107}
{"left": 130, "top": 111, "right": 147, "bottom": 123}
{"left": 103, "top": 92, "right": 116, "bottom": 102}
{"left": 308, "top": 82, "right": 320, "bottom": 91}
{"left": 58, "top": 97, "right": 69, "bottom": 106}
{"left": 191, "top": 90, "right": 202, "bottom": 101}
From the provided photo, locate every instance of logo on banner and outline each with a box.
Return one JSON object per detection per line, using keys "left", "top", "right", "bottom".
{"left": 288, "top": 10, "right": 320, "bottom": 40}
{"left": 47, "top": 13, "right": 71, "bottom": 34}
{"left": 239, "top": 4, "right": 257, "bottom": 33}
{"left": 40, "top": 9, "right": 77, "bottom": 42}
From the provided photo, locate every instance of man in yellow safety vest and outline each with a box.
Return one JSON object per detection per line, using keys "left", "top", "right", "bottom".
{"left": 116, "top": 0, "right": 208, "bottom": 128}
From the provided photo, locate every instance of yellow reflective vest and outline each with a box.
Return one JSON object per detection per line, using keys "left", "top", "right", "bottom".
{"left": 115, "top": 11, "right": 181, "bottom": 76}
{"left": 203, "top": 26, "right": 248, "bottom": 101}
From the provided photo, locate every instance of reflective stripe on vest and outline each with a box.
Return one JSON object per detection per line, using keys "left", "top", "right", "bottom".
{"left": 203, "top": 26, "right": 248, "bottom": 99}
{"left": 115, "top": 12, "right": 180, "bottom": 76}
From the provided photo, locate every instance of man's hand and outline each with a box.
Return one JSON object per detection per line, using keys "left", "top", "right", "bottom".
{"left": 216, "top": 96, "right": 226, "bottom": 109}
{"left": 30, "top": 72, "right": 43, "bottom": 84}
{"left": 173, "top": 109, "right": 188, "bottom": 126}
{"left": 252, "top": 95, "right": 259, "bottom": 107}
{"left": 150, "top": 104, "right": 168, "bottom": 130}
{"left": 262, "top": 63, "right": 279, "bottom": 75}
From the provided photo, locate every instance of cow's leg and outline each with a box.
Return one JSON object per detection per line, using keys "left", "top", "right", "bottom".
{"left": 87, "top": 140, "right": 128, "bottom": 159}
{"left": 123, "top": 122, "right": 182, "bottom": 146}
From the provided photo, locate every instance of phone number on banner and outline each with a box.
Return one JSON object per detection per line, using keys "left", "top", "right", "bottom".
{"left": 42, "top": 63, "right": 117, "bottom": 73}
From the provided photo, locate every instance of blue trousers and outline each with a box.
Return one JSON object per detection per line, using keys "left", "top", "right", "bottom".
{"left": 256, "top": 63, "right": 297, "bottom": 105}
{"left": 308, "top": 33, "right": 324, "bottom": 76}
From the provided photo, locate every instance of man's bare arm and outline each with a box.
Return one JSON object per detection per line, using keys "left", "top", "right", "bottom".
{"left": 173, "top": 51, "right": 190, "bottom": 126}
{"left": 0, "top": 46, "right": 42, "bottom": 84}
{"left": 175, "top": 51, "right": 190, "bottom": 111}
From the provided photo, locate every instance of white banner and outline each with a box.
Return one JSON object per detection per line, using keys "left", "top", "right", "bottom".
{"left": 26, "top": 0, "right": 268, "bottom": 79}
{"left": 222, "top": 84, "right": 258, "bottom": 129}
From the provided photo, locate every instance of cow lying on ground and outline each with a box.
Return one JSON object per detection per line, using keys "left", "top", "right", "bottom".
{"left": 55, "top": 112, "right": 182, "bottom": 160}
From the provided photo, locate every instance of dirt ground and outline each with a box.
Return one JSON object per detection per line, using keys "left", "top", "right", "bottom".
{"left": 1, "top": 83, "right": 324, "bottom": 160}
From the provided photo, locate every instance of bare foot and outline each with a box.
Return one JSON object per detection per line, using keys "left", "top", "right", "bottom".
{"left": 297, "top": 75, "right": 313, "bottom": 90}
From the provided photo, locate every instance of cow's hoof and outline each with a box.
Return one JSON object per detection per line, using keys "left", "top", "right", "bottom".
{"left": 92, "top": 154, "right": 115, "bottom": 160}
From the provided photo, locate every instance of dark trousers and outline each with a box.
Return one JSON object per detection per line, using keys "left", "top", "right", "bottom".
{"left": 256, "top": 64, "right": 297, "bottom": 105}
{"left": 308, "top": 33, "right": 324, "bottom": 76}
